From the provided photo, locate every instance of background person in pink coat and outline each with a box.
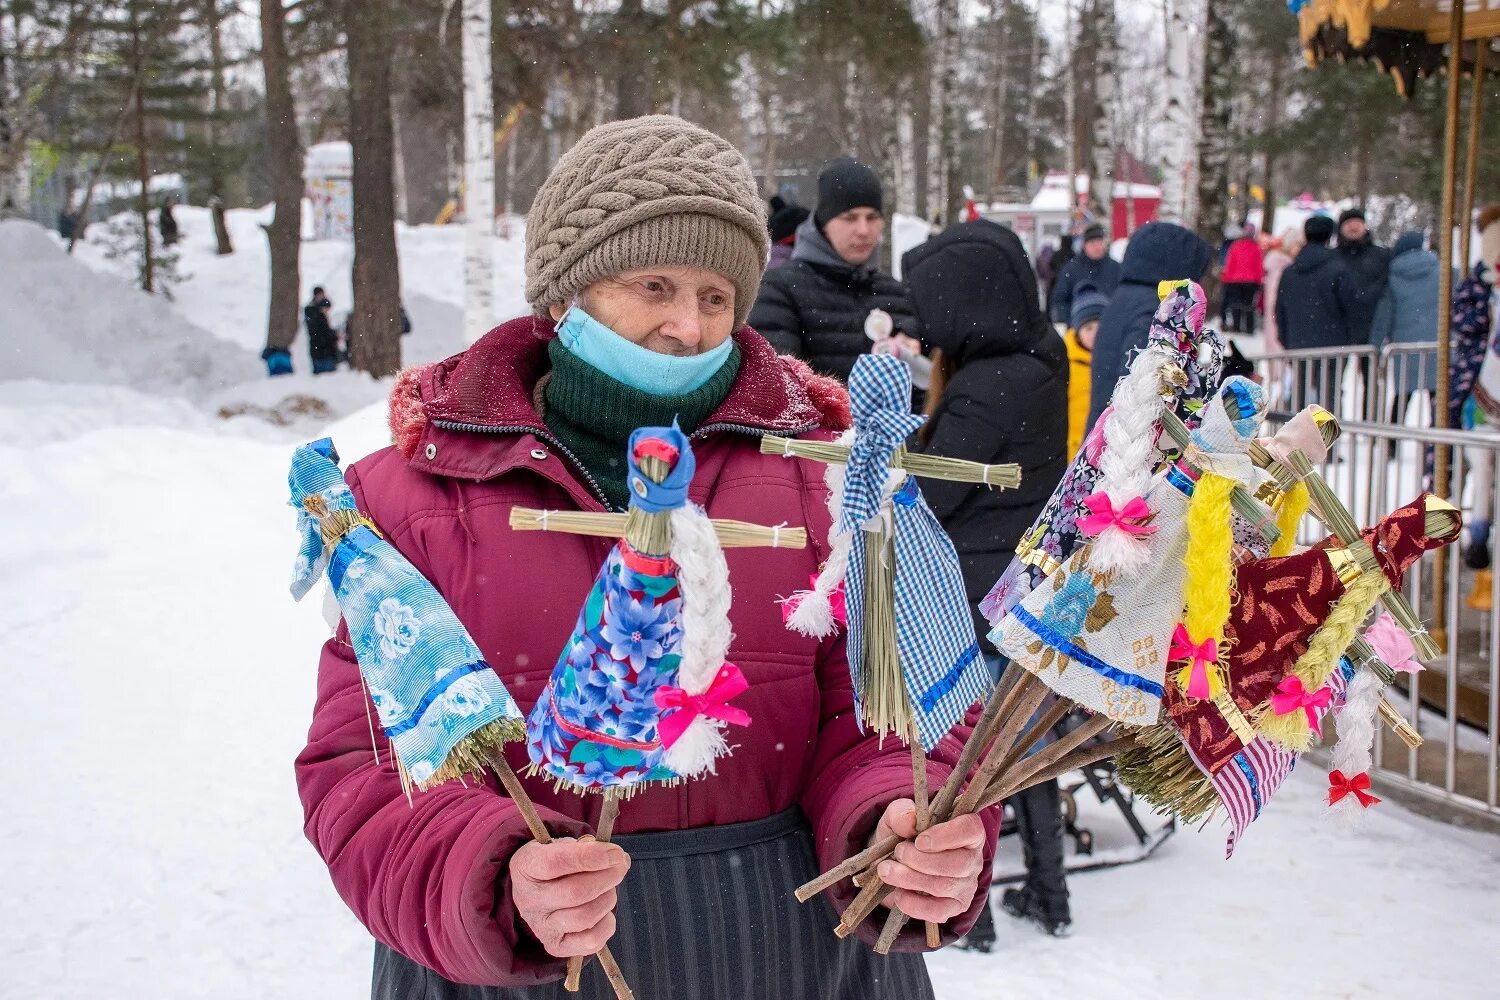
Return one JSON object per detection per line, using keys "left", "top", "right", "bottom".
{"left": 1220, "top": 223, "right": 1266, "bottom": 333}
{"left": 294, "top": 115, "right": 999, "bottom": 1000}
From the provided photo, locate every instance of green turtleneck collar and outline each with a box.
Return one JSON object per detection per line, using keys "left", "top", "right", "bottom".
{"left": 542, "top": 337, "right": 741, "bottom": 511}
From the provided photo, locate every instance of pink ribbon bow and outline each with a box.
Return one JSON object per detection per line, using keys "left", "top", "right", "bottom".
{"left": 1364, "top": 613, "right": 1423, "bottom": 675}
{"left": 1170, "top": 624, "right": 1218, "bottom": 700}
{"left": 1270, "top": 675, "right": 1334, "bottom": 729}
{"left": 1077, "top": 491, "right": 1157, "bottom": 538}
{"left": 654, "top": 663, "right": 752, "bottom": 749}
{"left": 1328, "top": 769, "right": 1381, "bottom": 808}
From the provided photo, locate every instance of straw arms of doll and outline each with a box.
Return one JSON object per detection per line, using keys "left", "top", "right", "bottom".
{"left": 1156, "top": 409, "right": 1279, "bottom": 544}
{"left": 509, "top": 508, "right": 807, "bottom": 549}
{"left": 760, "top": 436, "right": 1022, "bottom": 489}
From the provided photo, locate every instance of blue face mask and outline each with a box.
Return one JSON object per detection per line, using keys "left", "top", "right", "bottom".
{"left": 555, "top": 303, "right": 734, "bottom": 396}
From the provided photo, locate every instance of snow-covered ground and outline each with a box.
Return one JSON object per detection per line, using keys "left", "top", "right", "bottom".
{"left": 3, "top": 208, "right": 1497, "bottom": 999}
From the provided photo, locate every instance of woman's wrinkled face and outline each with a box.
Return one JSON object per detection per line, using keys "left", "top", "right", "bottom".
{"left": 549, "top": 266, "right": 737, "bottom": 355}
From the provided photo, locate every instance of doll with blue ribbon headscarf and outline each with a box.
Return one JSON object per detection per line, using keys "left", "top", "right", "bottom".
{"left": 773, "top": 353, "right": 1002, "bottom": 751}
{"left": 523, "top": 424, "right": 756, "bottom": 793}
{"left": 288, "top": 438, "right": 526, "bottom": 790}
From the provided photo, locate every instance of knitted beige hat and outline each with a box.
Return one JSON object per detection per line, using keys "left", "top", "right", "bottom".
{"left": 526, "top": 115, "right": 770, "bottom": 330}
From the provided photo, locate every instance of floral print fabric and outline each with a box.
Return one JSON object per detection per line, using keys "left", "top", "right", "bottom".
{"left": 287, "top": 438, "right": 524, "bottom": 788}
{"left": 526, "top": 542, "right": 684, "bottom": 791}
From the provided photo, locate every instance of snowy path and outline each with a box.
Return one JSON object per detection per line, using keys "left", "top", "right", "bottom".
{"left": 3, "top": 391, "right": 1497, "bottom": 999}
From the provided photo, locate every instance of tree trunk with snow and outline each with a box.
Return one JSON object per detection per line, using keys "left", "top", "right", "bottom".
{"left": 259, "top": 0, "right": 301, "bottom": 355}
{"left": 1194, "top": 0, "right": 1232, "bottom": 252}
{"left": 1088, "top": 0, "right": 1117, "bottom": 225}
{"left": 346, "top": 0, "right": 403, "bottom": 378}
{"left": 461, "top": 0, "right": 495, "bottom": 346}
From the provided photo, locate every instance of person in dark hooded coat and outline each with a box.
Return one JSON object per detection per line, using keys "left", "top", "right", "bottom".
{"left": 1086, "top": 221, "right": 1213, "bottom": 430}
{"left": 903, "top": 219, "right": 1073, "bottom": 947}
{"left": 901, "top": 219, "right": 1069, "bottom": 644}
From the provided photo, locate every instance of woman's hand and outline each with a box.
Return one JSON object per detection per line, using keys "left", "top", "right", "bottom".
{"left": 511, "top": 837, "right": 630, "bottom": 958}
{"left": 869, "top": 798, "right": 986, "bottom": 924}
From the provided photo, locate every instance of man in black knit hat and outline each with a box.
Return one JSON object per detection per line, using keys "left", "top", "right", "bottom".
{"left": 1335, "top": 206, "right": 1392, "bottom": 341}
{"left": 1050, "top": 222, "right": 1122, "bottom": 325}
{"left": 749, "top": 156, "right": 922, "bottom": 384}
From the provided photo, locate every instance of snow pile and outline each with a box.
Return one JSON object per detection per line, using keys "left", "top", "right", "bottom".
{"left": 1, "top": 218, "right": 259, "bottom": 400}
{"left": 69, "top": 205, "right": 531, "bottom": 358}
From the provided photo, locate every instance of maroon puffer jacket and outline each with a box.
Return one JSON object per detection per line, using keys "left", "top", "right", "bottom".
{"left": 294, "top": 317, "right": 1000, "bottom": 987}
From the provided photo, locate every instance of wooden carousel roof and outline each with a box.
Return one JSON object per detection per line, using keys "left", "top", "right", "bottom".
{"left": 1293, "top": 1, "right": 1500, "bottom": 96}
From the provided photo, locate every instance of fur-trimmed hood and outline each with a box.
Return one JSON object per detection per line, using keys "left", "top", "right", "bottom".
{"left": 388, "top": 316, "right": 850, "bottom": 466}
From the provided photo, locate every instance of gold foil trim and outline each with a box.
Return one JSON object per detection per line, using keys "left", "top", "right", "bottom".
{"left": 1326, "top": 545, "right": 1364, "bottom": 587}
{"left": 1254, "top": 480, "right": 1285, "bottom": 508}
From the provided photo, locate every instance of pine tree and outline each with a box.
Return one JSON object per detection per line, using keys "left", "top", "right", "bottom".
{"left": 61, "top": 0, "right": 203, "bottom": 292}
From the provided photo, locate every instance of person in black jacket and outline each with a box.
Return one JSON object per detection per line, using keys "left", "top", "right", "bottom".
{"left": 304, "top": 286, "right": 339, "bottom": 374}
{"left": 903, "top": 219, "right": 1071, "bottom": 945}
{"left": 748, "top": 157, "right": 921, "bottom": 383}
{"left": 1337, "top": 207, "right": 1392, "bottom": 341}
{"left": 1275, "top": 215, "right": 1358, "bottom": 352}
{"left": 1050, "top": 222, "right": 1122, "bottom": 324}
{"left": 1086, "top": 221, "right": 1213, "bottom": 430}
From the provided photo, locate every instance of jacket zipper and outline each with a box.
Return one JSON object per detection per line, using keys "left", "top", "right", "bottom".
{"left": 430, "top": 418, "right": 822, "bottom": 511}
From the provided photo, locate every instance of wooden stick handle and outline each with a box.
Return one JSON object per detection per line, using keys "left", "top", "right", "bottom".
{"left": 849, "top": 675, "right": 1046, "bottom": 940}
{"left": 927, "top": 679, "right": 1015, "bottom": 821}
{"left": 951, "top": 674, "right": 1049, "bottom": 818}
{"left": 793, "top": 832, "right": 903, "bottom": 903}
{"left": 793, "top": 679, "right": 1015, "bottom": 907}
{"left": 905, "top": 730, "right": 942, "bottom": 951}
{"left": 487, "top": 754, "right": 634, "bottom": 1000}
{"left": 982, "top": 713, "right": 1115, "bottom": 803}
{"left": 565, "top": 792, "right": 625, "bottom": 991}
{"left": 979, "top": 734, "right": 1138, "bottom": 812}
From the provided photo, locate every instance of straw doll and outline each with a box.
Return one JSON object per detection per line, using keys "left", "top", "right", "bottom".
{"left": 286, "top": 437, "right": 635, "bottom": 998}
{"left": 516, "top": 423, "right": 805, "bottom": 989}
{"left": 981, "top": 280, "right": 1225, "bottom": 628}
{"left": 1119, "top": 494, "right": 1460, "bottom": 854}
{"left": 998, "top": 376, "right": 1269, "bottom": 725}
{"left": 765, "top": 351, "right": 1020, "bottom": 947}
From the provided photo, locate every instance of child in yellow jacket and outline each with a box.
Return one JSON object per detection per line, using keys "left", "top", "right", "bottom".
{"left": 1064, "top": 285, "right": 1111, "bottom": 457}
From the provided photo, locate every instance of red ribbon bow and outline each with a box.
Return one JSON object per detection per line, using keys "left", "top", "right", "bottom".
{"left": 1077, "top": 491, "right": 1157, "bottom": 538}
{"left": 1327, "top": 769, "right": 1381, "bottom": 808}
{"left": 654, "top": 663, "right": 752, "bottom": 749}
{"left": 1170, "top": 624, "right": 1218, "bottom": 700}
{"left": 1270, "top": 676, "right": 1334, "bottom": 729}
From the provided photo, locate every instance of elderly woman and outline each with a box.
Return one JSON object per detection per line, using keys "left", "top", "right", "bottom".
{"left": 295, "top": 116, "right": 998, "bottom": 999}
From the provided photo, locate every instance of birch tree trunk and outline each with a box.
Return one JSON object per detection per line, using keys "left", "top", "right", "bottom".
{"left": 1194, "top": 0, "right": 1231, "bottom": 251}
{"left": 1159, "top": 0, "right": 1193, "bottom": 224}
{"left": 1088, "top": 0, "right": 1117, "bottom": 227}
{"left": 259, "top": 0, "right": 302, "bottom": 356}
{"left": 1064, "top": 0, "right": 1077, "bottom": 224}
{"left": 926, "top": 0, "right": 957, "bottom": 224}
{"left": 461, "top": 0, "right": 495, "bottom": 345}
{"left": 896, "top": 107, "right": 917, "bottom": 217}
{"left": 346, "top": 0, "right": 404, "bottom": 378}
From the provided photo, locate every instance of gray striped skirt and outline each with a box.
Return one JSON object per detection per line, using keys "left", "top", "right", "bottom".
{"left": 372, "top": 808, "right": 935, "bottom": 1000}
